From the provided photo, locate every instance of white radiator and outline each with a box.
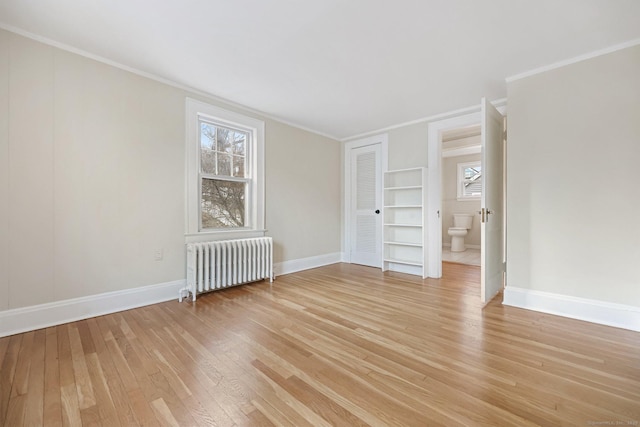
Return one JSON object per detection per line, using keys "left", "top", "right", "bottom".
{"left": 180, "top": 237, "right": 274, "bottom": 302}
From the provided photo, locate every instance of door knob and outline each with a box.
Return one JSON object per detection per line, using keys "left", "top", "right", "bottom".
{"left": 478, "top": 208, "right": 493, "bottom": 223}
{"left": 375, "top": 209, "right": 380, "bottom": 214}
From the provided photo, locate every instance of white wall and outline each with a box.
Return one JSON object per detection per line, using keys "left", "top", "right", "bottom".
{"left": 0, "top": 30, "right": 7, "bottom": 311}
{"left": 442, "top": 153, "right": 481, "bottom": 247}
{"left": 506, "top": 44, "right": 640, "bottom": 307}
{"left": 0, "top": 30, "right": 341, "bottom": 312}
{"left": 387, "top": 122, "right": 429, "bottom": 170}
{"left": 266, "top": 120, "right": 341, "bottom": 263}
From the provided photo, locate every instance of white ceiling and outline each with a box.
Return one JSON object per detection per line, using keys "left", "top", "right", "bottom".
{"left": 1, "top": 1, "right": 639, "bottom": 140}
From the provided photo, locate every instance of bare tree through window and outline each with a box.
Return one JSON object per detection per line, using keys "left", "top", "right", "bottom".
{"left": 199, "top": 121, "right": 248, "bottom": 228}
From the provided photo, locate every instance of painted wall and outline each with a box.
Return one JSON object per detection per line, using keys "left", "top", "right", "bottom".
{"left": 266, "top": 120, "right": 341, "bottom": 263}
{"left": 506, "top": 44, "right": 640, "bottom": 306}
{"left": 387, "top": 122, "right": 429, "bottom": 170}
{"left": 0, "top": 31, "right": 7, "bottom": 311}
{"left": 0, "top": 30, "right": 341, "bottom": 311}
{"left": 442, "top": 153, "right": 481, "bottom": 247}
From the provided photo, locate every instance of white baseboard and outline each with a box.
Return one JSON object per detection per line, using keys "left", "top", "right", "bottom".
{"left": 275, "top": 252, "right": 342, "bottom": 276}
{"left": 0, "top": 280, "right": 185, "bottom": 338}
{"left": 503, "top": 286, "right": 640, "bottom": 332}
{"left": 0, "top": 252, "right": 344, "bottom": 338}
{"left": 442, "top": 243, "right": 480, "bottom": 250}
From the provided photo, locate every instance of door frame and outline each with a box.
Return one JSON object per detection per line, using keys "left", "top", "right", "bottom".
{"left": 343, "top": 134, "right": 389, "bottom": 264}
{"left": 426, "top": 103, "right": 505, "bottom": 278}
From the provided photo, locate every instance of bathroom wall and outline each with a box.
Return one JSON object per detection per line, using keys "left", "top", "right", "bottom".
{"left": 442, "top": 152, "right": 481, "bottom": 247}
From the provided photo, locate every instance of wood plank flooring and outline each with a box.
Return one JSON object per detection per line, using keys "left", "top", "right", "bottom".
{"left": 1, "top": 262, "right": 639, "bottom": 426}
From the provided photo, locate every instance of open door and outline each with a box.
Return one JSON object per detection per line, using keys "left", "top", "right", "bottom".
{"left": 480, "top": 98, "right": 505, "bottom": 304}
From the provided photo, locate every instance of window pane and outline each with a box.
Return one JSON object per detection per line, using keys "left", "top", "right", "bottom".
{"left": 217, "top": 153, "right": 232, "bottom": 176}
{"left": 232, "top": 132, "right": 246, "bottom": 155}
{"left": 200, "top": 122, "right": 216, "bottom": 173}
{"left": 457, "top": 162, "right": 482, "bottom": 199}
{"left": 464, "top": 166, "right": 481, "bottom": 179}
{"left": 216, "top": 127, "right": 233, "bottom": 153}
{"left": 463, "top": 165, "right": 482, "bottom": 197}
{"left": 201, "top": 150, "right": 216, "bottom": 174}
{"left": 201, "top": 179, "right": 245, "bottom": 228}
{"left": 200, "top": 123, "right": 248, "bottom": 177}
{"left": 200, "top": 122, "right": 216, "bottom": 150}
{"left": 233, "top": 155, "right": 245, "bottom": 177}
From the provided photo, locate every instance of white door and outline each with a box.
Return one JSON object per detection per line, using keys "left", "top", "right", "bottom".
{"left": 349, "top": 144, "right": 383, "bottom": 267}
{"left": 480, "top": 98, "right": 505, "bottom": 304}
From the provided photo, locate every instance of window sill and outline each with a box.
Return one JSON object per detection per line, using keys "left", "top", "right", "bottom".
{"left": 456, "top": 197, "right": 480, "bottom": 202}
{"left": 185, "top": 229, "right": 267, "bottom": 244}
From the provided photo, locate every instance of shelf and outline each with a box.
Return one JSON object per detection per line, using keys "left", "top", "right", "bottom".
{"left": 383, "top": 258, "right": 423, "bottom": 267}
{"left": 383, "top": 167, "right": 427, "bottom": 279}
{"left": 384, "top": 241, "right": 422, "bottom": 247}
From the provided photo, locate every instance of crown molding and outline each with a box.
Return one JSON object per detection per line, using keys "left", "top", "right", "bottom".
{"left": 506, "top": 38, "right": 640, "bottom": 83}
{"left": 0, "top": 23, "right": 341, "bottom": 142}
{"left": 341, "top": 98, "right": 507, "bottom": 142}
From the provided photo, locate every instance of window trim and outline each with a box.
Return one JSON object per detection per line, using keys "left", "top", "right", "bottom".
{"left": 186, "top": 98, "right": 265, "bottom": 241}
{"left": 456, "top": 161, "right": 481, "bottom": 201}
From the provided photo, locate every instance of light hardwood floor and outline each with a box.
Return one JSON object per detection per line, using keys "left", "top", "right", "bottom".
{"left": 1, "top": 262, "right": 639, "bottom": 426}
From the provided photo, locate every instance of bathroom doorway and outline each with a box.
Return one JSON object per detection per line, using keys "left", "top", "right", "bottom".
{"left": 440, "top": 125, "right": 482, "bottom": 267}
{"left": 426, "top": 99, "right": 506, "bottom": 304}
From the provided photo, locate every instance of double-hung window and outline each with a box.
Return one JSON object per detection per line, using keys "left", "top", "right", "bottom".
{"left": 200, "top": 121, "right": 249, "bottom": 228}
{"left": 186, "top": 98, "right": 265, "bottom": 239}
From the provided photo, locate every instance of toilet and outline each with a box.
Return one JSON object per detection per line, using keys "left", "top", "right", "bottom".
{"left": 448, "top": 213, "right": 474, "bottom": 252}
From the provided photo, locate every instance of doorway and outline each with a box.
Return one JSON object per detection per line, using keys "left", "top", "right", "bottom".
{"left": 440, "top": 125, "right": 482, "bottom": 267}
{"left": 426, "top": 111, "right": 482, "bottom": 278}
{"left": 427, "top": 99, "right": 505, "bottom": 304}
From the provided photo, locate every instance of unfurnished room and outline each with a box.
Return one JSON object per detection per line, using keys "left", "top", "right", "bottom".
{"left": 0, "top": 1, "right": 639, "bottom": 426}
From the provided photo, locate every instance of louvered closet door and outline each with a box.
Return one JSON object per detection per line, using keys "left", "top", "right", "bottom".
{"left": 349, "top": 144, "right": 382, "bottom": 267}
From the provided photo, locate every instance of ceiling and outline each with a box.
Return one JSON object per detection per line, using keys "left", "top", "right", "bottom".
{"left": 1, "top": 1, "right": 639, "bottom": 140}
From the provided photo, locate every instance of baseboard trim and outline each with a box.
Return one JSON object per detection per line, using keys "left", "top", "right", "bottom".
{"left": 0, "top": 280, "right": 185, "bottom": 338}
{"left": 442, "top": 243, "right": 480, "bottom": 250}
{"left": 503, "top": 286, "right": 640, "bottom": 332}
{"left": 275, "top": 252, "right": 342, "bottom": 276}
{"left": 0, "top": 252, "right": 345, "bottom": 337}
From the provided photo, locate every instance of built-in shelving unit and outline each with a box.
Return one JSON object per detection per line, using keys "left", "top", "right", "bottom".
{"left": 382, "top": 167, "right": 428, "bottom": 278}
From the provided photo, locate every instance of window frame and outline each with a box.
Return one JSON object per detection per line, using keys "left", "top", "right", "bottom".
{"left": 456, "top": 161, "right": 482, "bottom": 201}
{"left": 186, "top": 98, "right": 265, "bottom": 241}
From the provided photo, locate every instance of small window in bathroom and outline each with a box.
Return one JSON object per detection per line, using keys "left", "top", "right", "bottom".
{"left": 457, "top": 161, "right": 481, "bottom": 200}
